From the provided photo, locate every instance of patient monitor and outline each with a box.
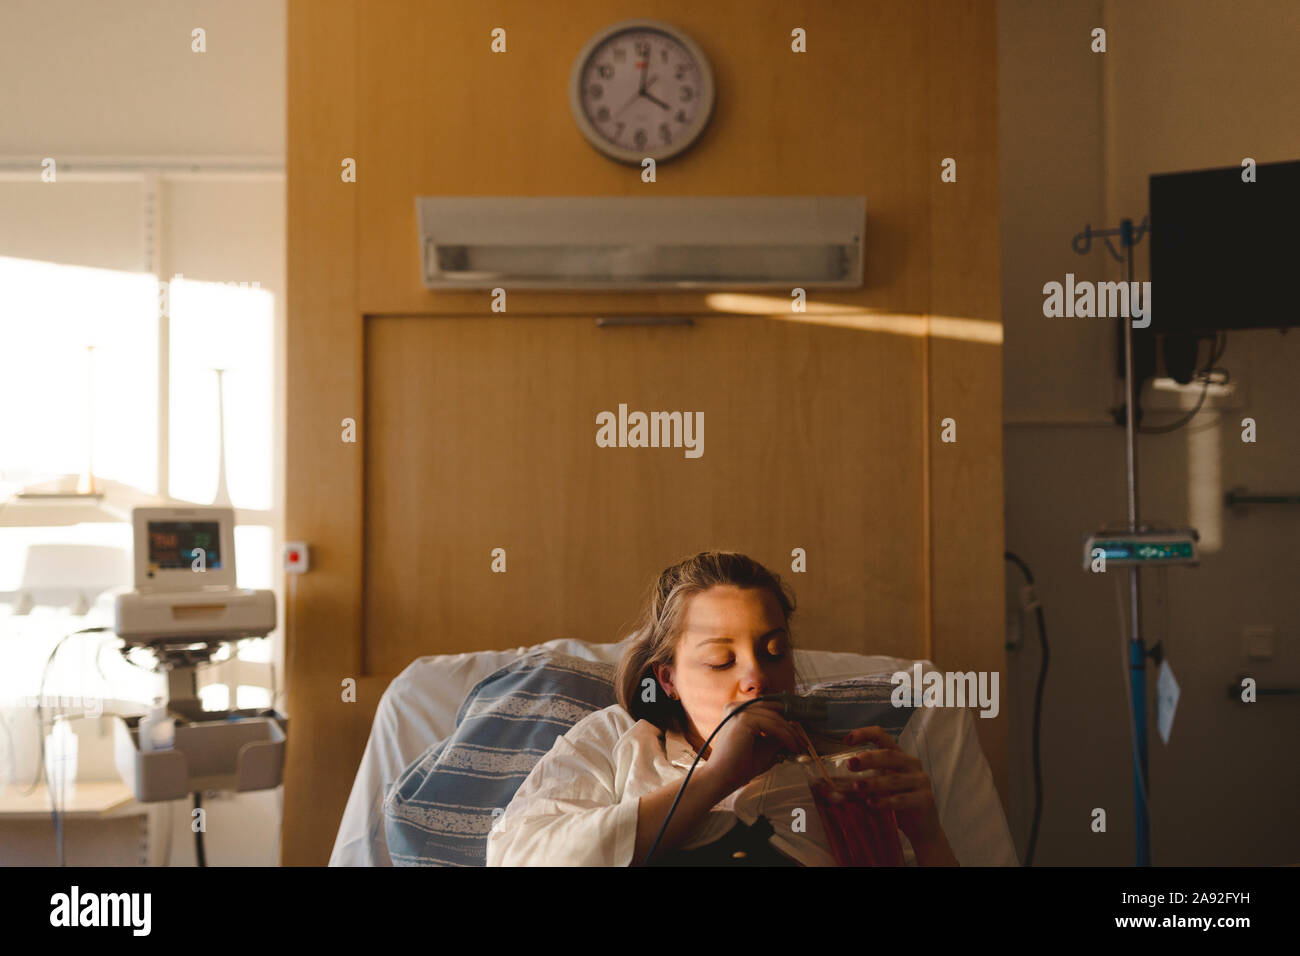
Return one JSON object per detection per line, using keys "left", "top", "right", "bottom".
{"left": 111, "top": 506, "right": 285, "bottom": 803}
{"left": 116, "top": 507, "right": 275, "bottom": 644}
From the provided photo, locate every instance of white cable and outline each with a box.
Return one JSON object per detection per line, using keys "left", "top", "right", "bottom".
{"left": 36, "top": 626, "right": 110, "bottom": 865}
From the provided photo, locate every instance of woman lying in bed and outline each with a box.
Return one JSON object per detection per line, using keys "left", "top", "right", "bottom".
{"left": 486, "top": 550, "right": 963, "bottom": 867}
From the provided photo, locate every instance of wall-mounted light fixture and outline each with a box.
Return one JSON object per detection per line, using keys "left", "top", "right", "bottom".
{"left": 415, "top": 196, "right": 864, "bottom": 291}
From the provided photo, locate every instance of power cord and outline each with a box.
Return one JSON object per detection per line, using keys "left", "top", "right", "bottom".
{"left": 1004, "top": 552, "right": 1047, "bottom": 867}
{"left": 643, "top": 696, "right": 777, "bottom": 865}
{"left": 1138, "top": 332, "right": 1227, "bottom": 435}
{"left": 34, "top": 625, "right": 110, "bottom": 865}
{"left": 1140, "top": 377, "right": 1211, "bottom": 434}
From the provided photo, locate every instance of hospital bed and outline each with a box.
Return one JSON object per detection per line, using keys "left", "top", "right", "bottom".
{"left": 329, "top": 637, "right": 1019, "bottom": 866}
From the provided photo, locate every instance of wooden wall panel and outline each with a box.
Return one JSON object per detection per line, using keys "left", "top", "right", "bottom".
{"left": 285, "top": 0, "right": 366, "bottom": 865}
{"left": 364, "top": 314, "right": 926, "bottom": 675}
{"left": 924, "top": 0, "right": 1007, "bottom": 815}
{"left": 356, "top": 0, "right": 930, "bottom": 316}
{"left": 286, "top": 0, "right": 1004, "bottom": 863}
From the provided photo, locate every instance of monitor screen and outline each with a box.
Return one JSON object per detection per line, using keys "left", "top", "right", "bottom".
{"left": 1149, "top": 159, "right": 1300, "bottom": 335}
{"left": 147, "top": 520, "right": 223, "bottom": 571}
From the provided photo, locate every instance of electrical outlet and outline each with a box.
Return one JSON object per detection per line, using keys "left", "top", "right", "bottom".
{"left": 1243, "top": 625, "right": 1274, "bottom": 660}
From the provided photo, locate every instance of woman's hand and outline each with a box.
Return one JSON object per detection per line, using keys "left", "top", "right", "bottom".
{"left": 842, "top": 726, "right": 958, "bottom": 866}
{"left": 697, "top": 700, "right": 803, "bottom": 798}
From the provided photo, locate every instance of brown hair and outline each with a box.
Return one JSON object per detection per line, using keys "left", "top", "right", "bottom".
{"left": 614, "top": 551, "right": 801, "bottom": 733}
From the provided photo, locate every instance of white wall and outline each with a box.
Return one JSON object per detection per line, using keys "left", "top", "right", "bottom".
{"left": 0, "top": 0, "right": 283, "bottom": 157}
{"left": 999, "top": 0, "right": 1300, "bottom": 864}
{"left": 0, "top": 0, "right": 287, "bottom": 866}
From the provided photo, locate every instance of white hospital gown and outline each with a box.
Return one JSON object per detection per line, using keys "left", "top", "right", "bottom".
{"left": 485, "top": 703, "right": 1019, "bottom": 867}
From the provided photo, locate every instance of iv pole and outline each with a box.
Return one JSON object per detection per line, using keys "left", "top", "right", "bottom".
{"left": 1073, "top": 217, "right": 1151, "bottom": 866}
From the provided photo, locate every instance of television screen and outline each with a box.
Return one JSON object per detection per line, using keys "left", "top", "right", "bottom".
{"left": 1148, "top": 159, "right": 1300, "bottom": 334}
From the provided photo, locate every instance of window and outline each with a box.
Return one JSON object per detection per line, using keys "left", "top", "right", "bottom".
{"left": 0, "top": 172, "right": 284, "bottom": 724}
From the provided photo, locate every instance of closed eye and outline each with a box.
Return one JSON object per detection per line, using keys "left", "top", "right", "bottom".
{"left": 710, "top": 650, "right": 786, "bottom": 670}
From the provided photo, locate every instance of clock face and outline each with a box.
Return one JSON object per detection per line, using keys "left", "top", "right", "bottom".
{"left": 571, "top": 20, "right": 714, "bottom": 164}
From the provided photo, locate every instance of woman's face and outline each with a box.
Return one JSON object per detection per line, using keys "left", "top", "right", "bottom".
{"left": 653, "top": 585, "right": 796, "bottom": 752}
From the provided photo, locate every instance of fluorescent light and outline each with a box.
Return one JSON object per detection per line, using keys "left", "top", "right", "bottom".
{"left": 417, "top": 196, "right": 864, "bottom": 290}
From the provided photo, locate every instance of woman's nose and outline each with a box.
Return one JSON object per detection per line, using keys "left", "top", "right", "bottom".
{"left": 738, "top": 667, "right": 766, "bottom": 696}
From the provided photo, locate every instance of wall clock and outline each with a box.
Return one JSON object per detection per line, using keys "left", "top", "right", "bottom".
{"left": 570, "top": 19, "right": 715, "bottom": 164}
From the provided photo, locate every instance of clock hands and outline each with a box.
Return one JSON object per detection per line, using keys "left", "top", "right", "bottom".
{"left": 636, "top": 56, "right": 670, "bottom": 110}
{"left": 640, "top": 88, "right": 670, "bottom": 111}
{"left": 614, "top": 84, "right": 642, "bottom": 117}
{"left": 609, "top": 54, "right": 670, "bottom": 139}
{"left": 616, "top": 72, "right": 662, "bottom": 117}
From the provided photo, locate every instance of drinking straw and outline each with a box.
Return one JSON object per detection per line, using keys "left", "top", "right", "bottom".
{"left": 792, "top": 721, "right": 834, "bottom": 787}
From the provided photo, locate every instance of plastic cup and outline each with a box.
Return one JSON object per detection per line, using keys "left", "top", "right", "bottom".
{"left": 797, "top": 750, "right": 903, "bottom": 866}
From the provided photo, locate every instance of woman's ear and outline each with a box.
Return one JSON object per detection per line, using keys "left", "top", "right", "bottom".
{"left": 652, "top": 663, "right": 676, "bottom": 701}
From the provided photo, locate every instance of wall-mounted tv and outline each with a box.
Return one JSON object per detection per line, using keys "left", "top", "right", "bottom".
{"left": 1148, "top": 159, "right": 1300, "bottom": 335}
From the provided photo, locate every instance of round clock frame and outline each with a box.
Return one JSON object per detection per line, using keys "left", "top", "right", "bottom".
{"left": 569, "top": 18, "right": 716, "bottom": 165}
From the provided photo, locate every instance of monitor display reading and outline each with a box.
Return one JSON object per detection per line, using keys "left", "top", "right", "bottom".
{"left": 147, "top": 521, "right": 223, "bottom": 572}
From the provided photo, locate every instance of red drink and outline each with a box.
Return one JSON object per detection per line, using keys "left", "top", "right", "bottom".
{"left": 809, "top": 776, "right": 904, "bottom": 867}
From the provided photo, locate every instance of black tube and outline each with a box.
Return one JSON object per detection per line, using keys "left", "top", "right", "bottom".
{"left": 1006, "top": 551, "right": 1048, "bottom": 867}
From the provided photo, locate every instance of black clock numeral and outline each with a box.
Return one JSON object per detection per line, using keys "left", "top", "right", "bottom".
{"left": 680, "top": 87, "right": 693, "bottom": 102}
{"left": 613, "top": 47, "right": 626, "bottom": 62}
{"left": 596, "top": 107, "right": 610, "bottom": 122}
{"left": 634, "top": 39, "right": 650, "bottom": 58}
{"left": 598, "top": 64, "right": 613, "bottom": 80}
{"left": 615, "top": 122, "right": 625, "bottom": 138}
{"left": 676, "top": 109, "right": 688, "bottom": 124}
{"left": 633, "top": 128, "right": 647, "bottom": 149}
{"left": 659, "top": 123, "right": 672, "bottom": 144}
{"left": 675, "top": 64, "right": 689, "bottom": 81}
{"left": 660, "top": 48, "right": 668, "bottom": 63}
{"left": 589, "top": 83, "right": 603, "bottom": 100}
